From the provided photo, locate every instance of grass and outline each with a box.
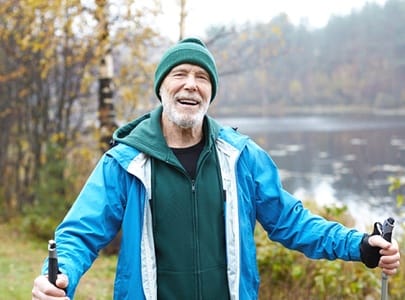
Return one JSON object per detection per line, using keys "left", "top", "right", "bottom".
{"left": 1, "top": 218, "right": 404, "bottom": 299}
{"left": 0, "top": 222, "right": 115, "bottom": 299}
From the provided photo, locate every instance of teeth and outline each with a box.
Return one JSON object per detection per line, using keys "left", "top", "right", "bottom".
{"left": 179, "top": 99, "right": 197, "bottom": 105}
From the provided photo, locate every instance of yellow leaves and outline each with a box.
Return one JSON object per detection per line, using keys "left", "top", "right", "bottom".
{"left": 119, "top": 86, "right": 134, "bottom": 101}
{"left": 25, "top": 0, "right": 48, "bottom": 10}
{"left": 270, "top": 25, "right": 282, "bottom": 37}
{"left": 288, "top": 79, "right": 304, "bottom": 103}
{"left": 0, "top": 108, "right": 13, "bottom": 119}
{"left": 50, "top": 132, "right": 66, "bottom": 144}
{"left": 18, "top": 139, "right": 30, "bottom": 153}
{"left": 0, "top": 65, "right": 26, "bottom": 83}
{"left": 95, "top": 0, "right": 107, "bottom": 6}
{"left": 289, "top": 79, "right": 303, "bottom": 95}
{"left": 18, "top": 34, "right": 31, "bottom": 51}
{"left": 388, "top": 176, "right": 404, "bottom": 207}
{"left": 18, "top": 87, "right": 30, "bottom": 99}
{"left": 80, "top": 71, "right": 96, "bottom": 94}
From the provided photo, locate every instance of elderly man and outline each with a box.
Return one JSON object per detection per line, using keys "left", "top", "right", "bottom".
{"left": 32, "top": 37, "right": 400, "bottom": 300}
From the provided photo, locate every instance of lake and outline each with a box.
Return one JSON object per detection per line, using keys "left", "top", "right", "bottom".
{"left": 218, "top": 114, "right": 405, "bottom": 230}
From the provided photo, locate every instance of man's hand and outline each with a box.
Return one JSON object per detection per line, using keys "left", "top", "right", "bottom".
{"left": 368, "top": 235, "right": 401, "bottom": 275}
{"left": 32, "top": 274, "right": 69, "bottom": 300}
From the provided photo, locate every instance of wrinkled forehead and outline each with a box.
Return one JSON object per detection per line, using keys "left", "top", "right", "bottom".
{"left": 168, "top": 63, "right": 210, "bottom": 76}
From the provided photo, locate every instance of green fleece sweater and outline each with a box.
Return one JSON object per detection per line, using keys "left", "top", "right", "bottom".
{"left": 114, "top": 106, "right": 229, "bottom": 299}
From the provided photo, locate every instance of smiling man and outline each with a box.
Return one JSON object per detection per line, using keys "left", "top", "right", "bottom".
{"left": 32, "top": 37, "right": 400, "bottom": 300}
{"left": 160, "top": 64, "right": 211, "bottom": 145}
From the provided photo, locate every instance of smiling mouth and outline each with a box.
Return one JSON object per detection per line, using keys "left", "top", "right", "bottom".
{"left": 178, "top": 98, "right": 199, "bottom": 106}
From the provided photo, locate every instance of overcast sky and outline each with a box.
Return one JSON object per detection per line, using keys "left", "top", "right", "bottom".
{"left": 158, "top": 0, "right": 388, "bottom": 40}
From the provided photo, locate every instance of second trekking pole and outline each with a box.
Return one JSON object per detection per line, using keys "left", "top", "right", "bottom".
{"left": 380, "top": 217, "right": 395, "bottom": 300}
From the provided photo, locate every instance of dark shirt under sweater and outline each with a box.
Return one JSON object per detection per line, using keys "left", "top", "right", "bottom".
{"left": 171, "top": 139, "right": 204, "bottom": 179}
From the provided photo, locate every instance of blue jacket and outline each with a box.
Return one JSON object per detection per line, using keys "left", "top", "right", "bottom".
{"left": 44, "top": 108, "right": 364, "bottom": 299}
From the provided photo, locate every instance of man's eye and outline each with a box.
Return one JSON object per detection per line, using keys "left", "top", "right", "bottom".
{"left": 172, "top": 72, "right": 186, "bottom": 77}
{"left": 198, "top": 75, "right": 209, "bottom": 80}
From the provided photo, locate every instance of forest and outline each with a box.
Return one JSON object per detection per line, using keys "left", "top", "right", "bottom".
{"left": 0, "top": 1, "right": 404, "bottom": 298}
{"left": 209, "top": 0, "right": 405, "bottom": 115}
{"left": 1, "top": 0, "right": 405, "bottom": 218}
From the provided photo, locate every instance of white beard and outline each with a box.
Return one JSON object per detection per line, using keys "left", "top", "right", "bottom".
{"left": 162, "top": 100, "right": 206, "bottom": 129}
{"left": 160, "top": 85, "right": 209, "bottom": 129}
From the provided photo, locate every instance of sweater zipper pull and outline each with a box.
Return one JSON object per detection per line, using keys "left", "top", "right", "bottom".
{"left": 191, "top": 180, "right": 196, "bottom": 193}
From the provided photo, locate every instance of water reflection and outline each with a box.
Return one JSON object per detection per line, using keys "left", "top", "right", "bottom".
{"left": 219, "top": 115, "right": 405, "bottom": 228}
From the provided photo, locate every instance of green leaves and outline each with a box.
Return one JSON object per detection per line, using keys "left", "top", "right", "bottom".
{"left": 255, "top": 202, "right": 387, "bottom": 299}
{"left": 388, "top": 176, "right": 404, "bottom": 207}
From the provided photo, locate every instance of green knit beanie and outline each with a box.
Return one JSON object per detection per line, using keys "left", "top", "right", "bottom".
{"left": 154, "top": 37, "right": 218, "bottom": 102}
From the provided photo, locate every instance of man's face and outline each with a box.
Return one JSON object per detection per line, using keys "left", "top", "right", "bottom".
{"left": 160, "top": 63, "right": 212, "bottom": 129}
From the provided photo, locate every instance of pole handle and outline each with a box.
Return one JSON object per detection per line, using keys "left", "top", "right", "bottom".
{"left": 381, "top": 217, "right": 395, "bottom": 242}
{"left": 48, "top": 240, "right": 58, "bottom": 285}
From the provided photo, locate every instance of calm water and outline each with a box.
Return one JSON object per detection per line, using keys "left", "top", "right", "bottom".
{"left": 218, "top": 114, "right": 405, "bottom": 229}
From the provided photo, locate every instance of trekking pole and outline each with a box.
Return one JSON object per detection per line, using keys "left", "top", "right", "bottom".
{"left": 48, "top": 240, "right": 59, "bottom": 286}
{"left": 380, "top": 217, "right": 395, "bottom": 300}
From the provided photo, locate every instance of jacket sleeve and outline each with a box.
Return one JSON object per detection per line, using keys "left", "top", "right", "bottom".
{"left": 42, "top": 153, "right": 127, "bottom": 298}
{"left": 247, "top": 142, "right": 364, "bottom": 261}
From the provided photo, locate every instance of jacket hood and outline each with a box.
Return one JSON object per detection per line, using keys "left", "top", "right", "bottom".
{"left": 112, "top": 105, "right": 222, "bottom": 161}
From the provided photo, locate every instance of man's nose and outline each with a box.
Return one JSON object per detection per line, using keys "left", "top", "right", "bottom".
{"left": 184, "top": 75, "right": 197, "bottom": 90}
